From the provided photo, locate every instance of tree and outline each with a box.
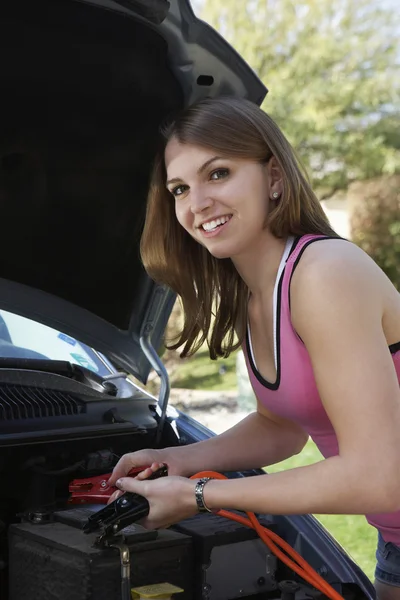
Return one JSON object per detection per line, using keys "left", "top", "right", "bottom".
{"left": 350, "top": 175, "right": 400, "bottom": 289}
{"left": 199, "top": 0, "right": 400, "bottom": 195}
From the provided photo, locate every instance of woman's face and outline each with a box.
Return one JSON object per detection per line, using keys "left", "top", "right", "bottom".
{"left": 164, "top": 138, "right": 282, "bottom": 259}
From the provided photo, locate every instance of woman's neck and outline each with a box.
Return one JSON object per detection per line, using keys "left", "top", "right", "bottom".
{"left": 231, "top": 233, "right": 288, "bottom": 298}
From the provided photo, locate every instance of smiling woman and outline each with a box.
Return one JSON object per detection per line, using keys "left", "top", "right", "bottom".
{"left": 114, "top": 96, "right": 400, "bottom": 600}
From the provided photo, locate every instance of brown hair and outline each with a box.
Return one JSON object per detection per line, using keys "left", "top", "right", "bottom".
{"left": 140, "top": 96, "right": 337, "bottom": 359}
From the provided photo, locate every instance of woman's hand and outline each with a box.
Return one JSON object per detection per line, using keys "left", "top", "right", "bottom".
{"left": 113, "top": 473, "right": 199, "bottom": 529}
{"left": 106, "top": 448, "right": 186, "bottom": 503}
{"left": 108, "top": 447, "right": 184, "bottom": 484}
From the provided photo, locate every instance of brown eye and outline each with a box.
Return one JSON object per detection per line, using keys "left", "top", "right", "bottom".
{"left": 210, "top": 168, "right": 229, "bottom": 180}
{"left": 171, "top": 184, "right": 188, "bottom": 197}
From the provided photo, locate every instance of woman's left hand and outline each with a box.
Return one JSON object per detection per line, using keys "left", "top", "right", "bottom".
{"left": 114, "top": 474, "right": 199, "bottom": 529}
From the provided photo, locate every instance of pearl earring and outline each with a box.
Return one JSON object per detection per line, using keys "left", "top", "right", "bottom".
{"left": 272, "top": 192, "right": 279, "bottom": 199}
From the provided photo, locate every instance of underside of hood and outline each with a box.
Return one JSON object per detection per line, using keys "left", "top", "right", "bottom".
{"left": 0, "top": 0, "right": 267, "bottom": 382}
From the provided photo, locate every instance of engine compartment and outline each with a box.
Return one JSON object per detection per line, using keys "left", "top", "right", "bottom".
{"left": 0, "top": 367, "right": 371, "bottom": 600}
{"left": 0, "top": 365, "right": 159, "bottom": 593}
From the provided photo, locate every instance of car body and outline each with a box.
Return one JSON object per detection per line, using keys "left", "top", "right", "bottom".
{"left": 0, "top": 1, "right": 375, "bottom": 598}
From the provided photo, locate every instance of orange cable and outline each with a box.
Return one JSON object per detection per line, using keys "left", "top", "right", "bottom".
{"left": 191, "top": 470, "right": 344, "bottom": 600}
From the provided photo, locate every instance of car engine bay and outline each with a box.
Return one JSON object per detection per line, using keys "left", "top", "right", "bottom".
{"left": 0, "top": 364, "right": 371, "bottom": 600}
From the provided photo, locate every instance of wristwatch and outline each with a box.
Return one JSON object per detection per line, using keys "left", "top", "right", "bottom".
{"left": 194, "top": 477, "right": 213, "bottom": 513}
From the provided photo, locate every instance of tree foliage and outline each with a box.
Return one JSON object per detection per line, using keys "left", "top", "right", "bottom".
{"left": 350, "top": 175, "right": 400, "bottom": 289}
{"left": 199, "top": 0, "right": 400, "bottom": 194}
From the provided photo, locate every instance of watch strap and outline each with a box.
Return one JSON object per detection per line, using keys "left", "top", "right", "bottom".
{"left": 194, "top": 477, "right": 213, "bottom": 513}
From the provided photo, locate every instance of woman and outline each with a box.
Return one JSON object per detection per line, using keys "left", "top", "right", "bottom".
{"left": 108, "top": 97, "right": 400, "bottom": 599}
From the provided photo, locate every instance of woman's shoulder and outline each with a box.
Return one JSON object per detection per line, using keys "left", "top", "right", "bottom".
{"left": 293, "top": 236, "right": 380, "bottom": 281}
{"left": 290, "top": 236, "right": 391, "bottom": 321}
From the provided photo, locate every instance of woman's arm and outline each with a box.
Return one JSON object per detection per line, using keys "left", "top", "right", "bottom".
{"left": 169, "top": 402, "right": 309, "bottom": 476}
{"left": 115, "top": 242, "right": 400, "bottom": 528}
{"left": 203, "top": 241, "right": 400, "bottom": 516}
{"left": 109, "top": 403, "right": 308, "bottom": 482}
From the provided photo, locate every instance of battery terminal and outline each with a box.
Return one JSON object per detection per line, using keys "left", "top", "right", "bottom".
{"left": 131, "top": 582, "right": 184, "bottom": 600}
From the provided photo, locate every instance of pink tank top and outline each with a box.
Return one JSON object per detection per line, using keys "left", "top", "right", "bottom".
{"left": 244, "top": 234, "right": 400, "bottom": 544}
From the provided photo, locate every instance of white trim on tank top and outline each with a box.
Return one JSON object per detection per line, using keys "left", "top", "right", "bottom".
{"left": 247, "top": 236, "right": 295, "bottom": 371}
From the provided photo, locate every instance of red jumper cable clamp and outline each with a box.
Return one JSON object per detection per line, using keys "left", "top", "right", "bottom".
{"left": 68, "top": 465, "right": 167, "bottom": 505}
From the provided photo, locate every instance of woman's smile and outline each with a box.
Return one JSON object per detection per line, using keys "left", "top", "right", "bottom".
{"left": 197, "top": 214, "right": 233, "bottom": 236}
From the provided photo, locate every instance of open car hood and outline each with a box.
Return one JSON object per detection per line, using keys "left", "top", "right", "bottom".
{"left": 0, "top": 0, "right": 267, "bottom": 382}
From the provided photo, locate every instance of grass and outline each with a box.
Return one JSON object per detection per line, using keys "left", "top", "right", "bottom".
{"left": 170, "top": 350, "right": 377, "bottom": 581}
{"left": 266, "top": 440, "right": 377, "bottom": 581}
{"left": 169, "top": 348, "right": 237, "bottom": 391}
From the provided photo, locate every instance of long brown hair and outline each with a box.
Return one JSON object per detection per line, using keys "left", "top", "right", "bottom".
{"left": 140, "top": 96, "right": 337, "bottom": 359}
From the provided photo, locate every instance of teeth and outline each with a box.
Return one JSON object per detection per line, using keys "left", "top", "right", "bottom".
{"left": 202, "top": 215, "right": 231, "bottom": 232}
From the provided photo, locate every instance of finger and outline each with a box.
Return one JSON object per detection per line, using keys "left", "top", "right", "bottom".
{"left": 135, "top": 467, "right": 153, "bottom": 481}
{"left": 107, "top": 489, "right": 124, "bottom": 504}
{"left": 137, "top": 517, "right": 152, "bottom": 529}
{"left": 135, "top": 463, "right": 164, "bottom": 481}
{"left": 107, "top": 455, "right": 135, "bottom": 485}
{"left": 116, "top": 476, "right": 146, "bottom": 495}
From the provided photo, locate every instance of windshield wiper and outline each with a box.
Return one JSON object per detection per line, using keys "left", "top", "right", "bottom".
{"left": 0, "top": 358, "right": 118, "bottom": 396}
{"left": 0, "top": 358, "right": 75, "bottom": 378}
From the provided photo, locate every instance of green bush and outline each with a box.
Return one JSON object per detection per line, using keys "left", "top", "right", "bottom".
{"left": 349, "top": 176, "right": 400, "bottom": 290}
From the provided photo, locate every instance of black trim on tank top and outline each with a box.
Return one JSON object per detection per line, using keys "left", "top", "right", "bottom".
{"left": 288, "top": 236, "right": 344, "bottom": 310}
{"left": 288, "top": 236, "right": 400, "bottom": 356}
{"left": 245, "top": 236, "right": 301, "bottom": 391}
{"left": 390, "top": 341, "right": 400, "bottom": 354}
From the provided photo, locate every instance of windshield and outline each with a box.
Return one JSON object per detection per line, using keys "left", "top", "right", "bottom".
{"left": 0, "top": 309, "right": 114, "bottom": 377}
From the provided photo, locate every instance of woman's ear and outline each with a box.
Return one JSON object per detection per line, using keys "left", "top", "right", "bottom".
{"left": 267, "top": 157, "right": 283, "bottom": 200}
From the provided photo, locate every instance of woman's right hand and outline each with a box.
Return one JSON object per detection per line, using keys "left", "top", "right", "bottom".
{"left": 107, "top": 447, "right": 183, "bottom": 493}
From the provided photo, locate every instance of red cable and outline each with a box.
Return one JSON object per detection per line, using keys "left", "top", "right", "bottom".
{"left": 191, "top": 471, "right": 344, "bottom": 600}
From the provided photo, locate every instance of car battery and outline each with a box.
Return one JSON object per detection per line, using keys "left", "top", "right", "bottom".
{"left": 8, "top": 507, "right": 193, "bottom": 600}
{"left": 172, "top": 512, "right": 279, "bottom": 600}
